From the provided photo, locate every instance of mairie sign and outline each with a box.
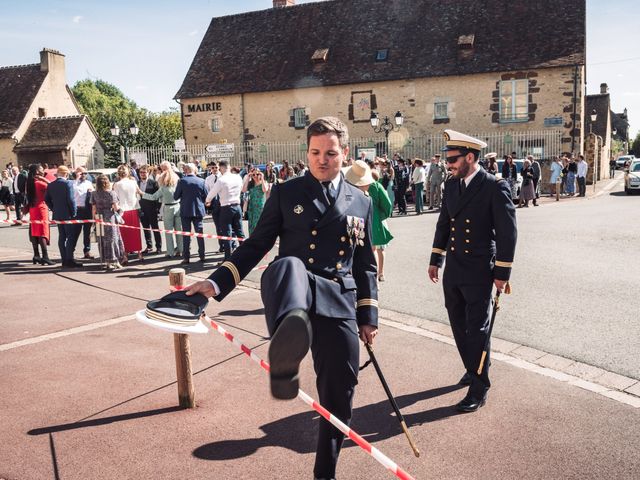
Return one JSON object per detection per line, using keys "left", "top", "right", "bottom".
{"left": 206, "top": 143, "right": 235, "bottom": 158}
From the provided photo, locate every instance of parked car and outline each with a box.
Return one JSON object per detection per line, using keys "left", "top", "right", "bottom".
{"left": 88, "top": 168, "right": 119, "bottom": 183}
{"left": 495, "top": 159, "right": 524, "bottom": 196}
{"left": 616, "top": 155, "right": 636, "bottom": 170}
{"left": 624, "top": 160, "right": 640, "bottom": 195}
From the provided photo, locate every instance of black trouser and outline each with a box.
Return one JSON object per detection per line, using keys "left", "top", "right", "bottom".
{"left": 76, "top": 206, "right": 92, "bottom": 254}
{"left": 395, "top": 183, "right": 408, "bottom": 213}
{"left": 211, "top": 204, "right": 223, "bottom": 251}
{"left": 443, "top": 273, "right": 493, "bottom": 396}
{"left": 577, "top": 176, "right": 586, "bottom": 196}
{"left": 14, "top": 193, "right": 25, "bottom": 220}
{"left": 57, "top": 223, "right": 80, "bottom": 263}
{"left": 181, "top": 216, "right": 204, "bottom": 259}
{"left": 261, "top": 257, "right": 359, "bottom": 479}
{"left": 139, "top": 206, "right": 162, "bottom": 250}
{"left": 220, "top": 204, "right": 244, "bottom": 259}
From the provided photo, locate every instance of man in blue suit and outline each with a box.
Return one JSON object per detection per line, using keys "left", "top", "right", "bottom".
{"left": 44, "top": 165, "right": 81, "bottom": 268}
{"left": 185, "top": 117, "right": 378, "bottom": 480}
{"left": 174, "top": 162, "right": 207, "bottom": 264}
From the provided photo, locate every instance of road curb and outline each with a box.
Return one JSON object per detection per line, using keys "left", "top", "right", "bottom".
{"left": 378, "top": 309, "right": 640, "bottom": 408}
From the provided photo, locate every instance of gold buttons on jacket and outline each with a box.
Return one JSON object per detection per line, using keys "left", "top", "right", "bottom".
{"left": 310, "top": 244, "right": 316, "bottom": 250}
{"left": 339, "top": 250, "right": 345, "bottom": 256}
{"left": 341, "top": 236, "right": 346, "bottom": 242}
{"left": 465, "top": 239, "right": 470, "bottom": 243}
{"left": 465, "top": 219, "right": 470, "bottom": 224}
{"left": 451, "top": 237, "right": 455, "bottom": 241}
{"left": 308, "top": 258, "right": 314, "bottom": 264}
{"left": 451, "top": 246, "right": 455, "bottom": 251}
{"left": 451, "top": 227, "right": 455, "bottom": 232}
{"left": 336, "top": 263, "right": 343, "bottom": 269}
{"left": 465, "top": 229, "right": 470, "bottom": 233}
{"left": 464, "top": 250, "right": 469, "bottom": 254}
{"left": 451, "top": 218, "right": 455, "bottom": 222}
{"left": 311, "top": 230, "right": 318, "bottom": 236}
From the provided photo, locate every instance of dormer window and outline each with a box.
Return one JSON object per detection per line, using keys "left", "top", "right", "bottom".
{"left": 375, "top": 49, "right": 389, "bottom": 62}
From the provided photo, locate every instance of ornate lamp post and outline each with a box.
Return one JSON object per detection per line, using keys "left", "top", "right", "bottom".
{"left": 370, "top": 111, "right": 404, "bottom": 154}
{"left": 589, "top": 109, "right": 597, "bottom": 135}
{"left": 110, "top": 121, "right": 140, "bottom": 164}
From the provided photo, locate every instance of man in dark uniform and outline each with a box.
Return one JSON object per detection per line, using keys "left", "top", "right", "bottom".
{"left": 394, "top": 158, "right": 410, "bottom": 215}
{"left": 428, "top": 129, "right": 517, "bottom": 413}
{"left": 186, "top": 117, "right": 378, "bottom": 480}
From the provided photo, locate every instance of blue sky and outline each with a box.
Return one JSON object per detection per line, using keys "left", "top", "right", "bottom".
{"left": 1, "top": 0, "right": 638, "bottom": 138}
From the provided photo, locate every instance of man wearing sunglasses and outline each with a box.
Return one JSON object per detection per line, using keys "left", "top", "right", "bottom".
{"left": 428, "top": 129, "right": 517, "bottom": 413}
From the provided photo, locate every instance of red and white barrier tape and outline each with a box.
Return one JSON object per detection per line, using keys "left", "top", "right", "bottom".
{"left": 0, "top": 218, "right": 246, "bottom": 242}
{"left": 205, "top": 315, "right": 416, "bottom": 480}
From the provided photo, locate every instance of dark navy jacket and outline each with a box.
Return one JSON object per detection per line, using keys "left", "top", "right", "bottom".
{"left": 430, "top": 167, "right": 517, "bottom": 282}
{"left": 209, "top": 171, "right": 379, "bottom": 327}
{"left": 44, "top": 177, "right": 77, "bottom": 221}
{"left": 174, "top": 174, "right": 207, "bottom": 218}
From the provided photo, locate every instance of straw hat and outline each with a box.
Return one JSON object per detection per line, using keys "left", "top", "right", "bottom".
{"left": 345, "top": 160, "right": 374, "bottom": 187}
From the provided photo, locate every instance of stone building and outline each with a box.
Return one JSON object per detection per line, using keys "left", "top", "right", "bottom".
{"left": 585, "top": 84, "right": 614, "bottom": 182}
{"left": 0, "top": 49, "right": 104, "bottom": 169}
{"left": 175, "top": 0, "right": 586, "bottom": 161}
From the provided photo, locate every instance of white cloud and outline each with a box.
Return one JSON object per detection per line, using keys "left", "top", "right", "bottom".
{"left": 72, "top": 15, "right": 83, "bottom": 23}
{"left": 188, "top": 30, "right": 199, "bottom": 37}
{"left": 135, "top": 85, "right": 149, "bottom": 90}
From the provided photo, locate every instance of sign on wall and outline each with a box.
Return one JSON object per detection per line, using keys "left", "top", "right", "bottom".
{"left": 206, "top": 143, "right": 235, "bottom": 158}
{"left": 174, "top": 138, "right": 186, "bottom": 151}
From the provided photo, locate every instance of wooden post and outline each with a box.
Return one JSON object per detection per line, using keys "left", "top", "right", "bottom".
{"left": 169, "top": 268, "right": 196, "bottom": 409}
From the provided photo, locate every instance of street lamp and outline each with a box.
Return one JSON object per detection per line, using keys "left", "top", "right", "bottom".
{"left": 370, "top": 111, "right": 404, "bottom": 154}
{"left": 589, "top": 109, "right": 597, "bottom": 134}
{"left": 110, "top": 121, "right": 140, "bottom": 163}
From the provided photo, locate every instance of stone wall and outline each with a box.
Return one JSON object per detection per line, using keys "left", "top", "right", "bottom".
{"left": 181, "top": 65, "right": 585, "bottom": 154}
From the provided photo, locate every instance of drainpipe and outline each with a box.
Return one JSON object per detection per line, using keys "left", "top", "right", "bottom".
{"left": 571, "top": 65, "right": 578, "bottom": 154}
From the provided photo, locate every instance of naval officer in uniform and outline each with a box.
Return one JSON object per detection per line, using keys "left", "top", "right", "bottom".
{"left": 428, "top": 129, "right": 517, "bottom": 412}
{"left": 186, "top": 117, "right": 378, "bottom": 479}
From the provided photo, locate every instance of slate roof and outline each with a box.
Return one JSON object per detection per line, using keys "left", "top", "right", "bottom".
{"left": 0, "top": 64, "right": 47, "bottom": 138}
{"left": 585, "top": 94, "right": 611, "bottom": 138}
{"left": 14, "top": 116, "right": 86, "bottom": 152}
{"left": 176, "top": 0, "right": 586, "bottom": 99}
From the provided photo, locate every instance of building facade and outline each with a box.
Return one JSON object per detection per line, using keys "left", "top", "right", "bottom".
{"left": 176, "top": 0, "right": 586, "bottom": 162}
{"left": 0, "top": 49, "right": 104, "bottom": 169}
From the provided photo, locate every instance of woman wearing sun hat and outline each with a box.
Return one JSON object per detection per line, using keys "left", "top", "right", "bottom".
{"left": 345, "top": 160, "right": 393, "bottom": 281}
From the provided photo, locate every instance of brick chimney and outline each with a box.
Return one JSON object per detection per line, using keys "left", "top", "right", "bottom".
{"left": 40, "top": 48, "right": 65, "bottom": 74}
{"left": 600, "top": 83, "right": 609, "bottom": 94}
{"left": 273, "top": 0, "right": 295, "bottom": 7}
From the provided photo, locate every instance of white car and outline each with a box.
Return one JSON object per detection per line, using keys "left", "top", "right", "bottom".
{"left": 616, "top": 155, "right": 636, "bottom": 170}
{"left": 495, "top": 159, "right": 524, "bottom": 198}
{"left": 624, "top": 160, "right": 640, "bottom": 195}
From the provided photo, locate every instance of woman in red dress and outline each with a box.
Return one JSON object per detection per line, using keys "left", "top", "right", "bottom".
{"left": 26, "top": 163, "right": 54, "bottom": 265}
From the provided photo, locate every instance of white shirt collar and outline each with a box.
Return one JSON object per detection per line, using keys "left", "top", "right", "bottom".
{"left": 463, "top": 164, "right": 482, "bottom": 186}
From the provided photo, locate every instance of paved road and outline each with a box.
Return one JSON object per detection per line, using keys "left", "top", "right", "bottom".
{"left": 1, "top": 173, "right": 638, "bottom": 379}
{"left": 378, "top": 174, "right": 640, "bottom": 379}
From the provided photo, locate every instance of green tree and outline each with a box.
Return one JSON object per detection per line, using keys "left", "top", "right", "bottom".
{"left": 630, "top": 131, "right": 640, "bottom": 157}
{"left": 71, "top": 79, "right": 181, "bottom": 167}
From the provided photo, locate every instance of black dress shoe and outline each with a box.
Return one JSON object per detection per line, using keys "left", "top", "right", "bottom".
{"left": 456, "top": 391, "right": 487, "bottom": 413}
{"left": 268, "top": 309, "right": 312, "bottom": 400}
{"left": 458, "top": 372, "right": 472, "bottom": 386}
{"left": 199, "top": 256, "right": 206, "bottom": 263}
{"left": 180, "top": 259, "right": 190, "bottom": 265}
{"left": 141, "top": 248, "right": 151, "bottom": 255}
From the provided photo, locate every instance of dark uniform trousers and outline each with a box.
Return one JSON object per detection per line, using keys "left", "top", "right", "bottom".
{"left": 76, "top": 206, "right": 93, "bottom": 254}
{"left": 139, "top": 205, "right": 162, "bottom": 250}
{"left": 430, "top": 167, "right": 517, "bottom": 397}
{"left": 209, "top": 172, "right": 378, "bottom": 479}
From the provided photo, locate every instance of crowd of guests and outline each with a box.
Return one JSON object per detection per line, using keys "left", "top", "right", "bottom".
{"left": 2, "top": 149, "right": 598, "bottom": 270}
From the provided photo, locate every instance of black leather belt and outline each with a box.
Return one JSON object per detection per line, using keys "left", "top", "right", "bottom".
{"left": 164, "top": 202, "right": 178, "bottom": 205}
{"left": 223, "top": 203, "right": 240, "bottom": 207}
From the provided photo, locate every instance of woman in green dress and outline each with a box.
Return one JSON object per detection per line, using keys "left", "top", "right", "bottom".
{"left": 345, "top": 160, "right": 393, "bottom": 282}
{"left": 243, "top": 169, "right": 270, "bottom": 235}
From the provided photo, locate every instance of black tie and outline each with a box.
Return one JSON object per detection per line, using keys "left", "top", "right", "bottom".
{"left": 460, "top": 180, "right": 466, "bottom": 194}
{"left": 322, "top": 181, "right": 336, "bottom": 206}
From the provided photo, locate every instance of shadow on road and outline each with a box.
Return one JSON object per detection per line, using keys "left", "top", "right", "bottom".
{"left": 193, "top": 384, "right": 464, "bottom": 461}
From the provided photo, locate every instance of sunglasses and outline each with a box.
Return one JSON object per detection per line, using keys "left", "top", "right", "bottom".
{"left": 445, "top": 153, "right": 467, "bottom": 164}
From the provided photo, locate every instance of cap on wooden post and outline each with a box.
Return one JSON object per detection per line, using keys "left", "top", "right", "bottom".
{"left": 168, "top": 268, "right": 196, "bottom": 408}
